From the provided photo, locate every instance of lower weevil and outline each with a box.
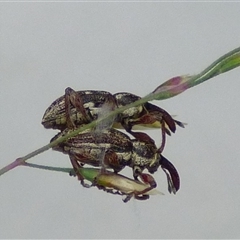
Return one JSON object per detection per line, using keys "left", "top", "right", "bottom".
{"left": 51, "top": 128, "right": 180, "bottom": 194}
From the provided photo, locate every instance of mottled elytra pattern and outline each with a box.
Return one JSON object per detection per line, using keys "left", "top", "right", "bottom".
{"left": 52, "top": 128, "right": 133, "bottom": 154}
{"left": 42, "top": 90, "right": 116, "bottom": 130}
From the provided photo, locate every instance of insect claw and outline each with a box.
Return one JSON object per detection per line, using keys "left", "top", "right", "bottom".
{"left": 174, "top": 119, "right": 186, "bottom": 128}
{"left": 122, "top": 194, "right": 133, "bottom": 203}
{"left": 69, "top": 169, "right": 76, "bottom": 177}
{"left": 122, "top": 192, "right": 150, "bottom": 202}
{"left": 162, "top": 168, "right": 176, "bottom": 194}
{"left": 134, "top": 194, "right": 150, "bottom": 201}
{"left": 128, "top": 131, "right": 155, "bottom": 145}
{"left": 165, "top": 128, "right": 171, "bottom": 136}
{"left": 80, "top": 180, "right": 92, "bottom": 188}
{"left": 69, "top": 167, "right": 92, "bottom": 188}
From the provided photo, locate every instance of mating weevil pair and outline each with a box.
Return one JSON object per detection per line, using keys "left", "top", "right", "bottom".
{"left": 42, "top": 87, "right": 184, "bottom": 200}
{"left": 51, "top": 128, "right": 180, "bottom": 195}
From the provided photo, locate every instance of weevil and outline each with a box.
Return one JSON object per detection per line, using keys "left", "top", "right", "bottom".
{"left": 76, "top": 167, "right": 164, "bottom": 202}
{"left": 51, "top": 128, "right": 180, "bottom": 194}
{"left": 42, "top": 87, "right": 184, "bottom": 151}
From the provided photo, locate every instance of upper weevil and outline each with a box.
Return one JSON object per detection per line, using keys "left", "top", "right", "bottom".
{"left": 42, "top": 87, "right": 184, "bottom": 152}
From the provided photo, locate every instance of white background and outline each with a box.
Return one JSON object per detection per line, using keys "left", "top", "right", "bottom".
{"left": 1, "top": 2, "right": 240, "bottom": 238}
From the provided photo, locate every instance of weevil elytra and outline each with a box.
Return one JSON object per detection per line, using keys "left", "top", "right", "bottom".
{"left": 42, "top": 88, "right": 116, "bottom": 130}
{"left": 51, "top": 128, "right": 180, "bottom": 194}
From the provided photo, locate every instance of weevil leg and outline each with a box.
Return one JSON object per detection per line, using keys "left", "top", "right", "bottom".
{"left": 69, "top": 154, "right": 91, "bottom": 188}
{"left": 65, "top": 87, "right": 90, "bottom": 128}
{"left": 162, "top": 168, "right": 176, "bottom": 194}
{"left": 69, "top": 169, "right": 76, "bottom": 177}
{"left": 97, "top": 184, "right": 139, "bottom": 203}
{"left": 122, "top": 190, "right": 150, "bottom": 203}
{"left": 134, "top": 194, "right": 150, "bottom": 201}
{"left": 104, "top": 149, "right": 125, "bottom": 173}
{"left": 122, "top": 192, "right": 149, "bottom": 202}
{"left": 69, "top": 162, "right": 85, "bottom": 177}
{"left": 136, "top": 114, "right": 167, "bottom": 153}
{"left": 144, "top": 103, "right": 176, "bottom": 133}
{"left": 122, "top": 194, "right": 133, "bottom": 203}
{"left": 158, "top": 122, "right": 166, "bottom": 153}
{"left": 135, "top": 172, "right": 157, "bottom": 196}
{"left": 132, "top": 167, "right": 157, "bottom": 198}
{"left": 122, "top": 190, "right": 149, "bottom": 202}
{"left": 122, "top": 113, "right": 167, "bottom": 152}
{"left": 126, "top": 131, "right": 156, "bottom": 145}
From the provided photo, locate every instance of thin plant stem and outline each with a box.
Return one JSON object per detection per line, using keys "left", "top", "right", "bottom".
{"left": 24, "top": 162, "right": 71, "bottom": 174}
{"left": 0, "top": 46, "right": 240, "bottom": 176}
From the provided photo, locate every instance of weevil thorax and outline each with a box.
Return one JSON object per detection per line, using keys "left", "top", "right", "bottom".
{"left": 131, "top": 139, "right": 160, "bottom": 172}
{"left": 42, "top": 90, "right": 116, "bottom": 130}
{"left": 113, "top": 93, "right": 144, "bottom": 120}
{"left": 42, "top": 95, "right": 67, "bottom": 130}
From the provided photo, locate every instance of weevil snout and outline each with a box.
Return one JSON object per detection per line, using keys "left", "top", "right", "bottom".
{"left": 160, "top": 155, "right": 180, "bottom": 193}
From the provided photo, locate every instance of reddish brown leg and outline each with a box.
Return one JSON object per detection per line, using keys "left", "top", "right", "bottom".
{"left": 133, "top": 165, "right": 158, "bottom": 198}
{"left": 122, "top": 113, "right": 167, "bottom": 152}
{"left": 104, "top": 149, "right": 124, "bottom": 172}
{"left": 122, "top": 194, "right": 134, "bottom": 203}
{"left": 123, "top": 192, "right": 150, "bottom": 203}
{"left": 69, "top": 154, "right": 91, "bottom": 188}
{"left": 122, "top": 173, "right": 156, "bottom": 202}
{"left": 133, "top": 113, "right": 167, "bottom": 152}
{"left": 64, "top": 87, "right": 90, "bottom": 129}
{"left": 125, "top": 113, "right": 159, "bottom": 128}
{"left": 136, "top": 173, "right": 157, "bottom": 195}
{"left": 132, "top": 194, "right": 150, "bottom": 201}
{"left": 127, "top": 131, "right": 156, "bottom": 145}
{"left": 158, "top": 121, "right": 166, "bottom": 153}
